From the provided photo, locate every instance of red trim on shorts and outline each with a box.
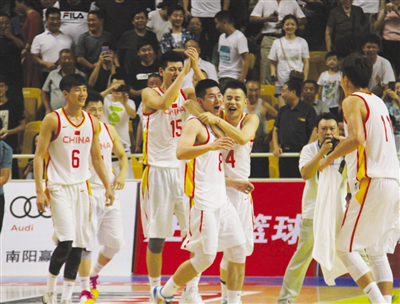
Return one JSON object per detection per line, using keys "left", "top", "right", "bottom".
{"left": 199, "top": 210, "right": 204, "bottom": 232}
{"left": 349, "top": 179, "right": 371, "bottom": 252}
{"left": 341, "top": 200, "right": 350, "bottom": 227}
{"left": 188, "top": 198, "right": 193, "bottom": 236}
{"left": 52, "top": 111, "right": 61, "bottom": 141}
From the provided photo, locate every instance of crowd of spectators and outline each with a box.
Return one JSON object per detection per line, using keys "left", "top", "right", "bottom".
{"left": 0, "top": 0, "right": 399, "bottom": 179}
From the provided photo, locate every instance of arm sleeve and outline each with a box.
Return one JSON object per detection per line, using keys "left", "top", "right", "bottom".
{"left": 75, "top": 34, "right": 86, "bottom": 57}
{"left": 30, "top": 35, "right": 40, "bottom": 54}
{"left": 237, "top": 34, "right": 249, "bottom": 55}
{"left": 299, "top": 143, "right": 315, "bottom": 171}
{"left": 268, "top": 39, "right": 278, "bottom": 61}
{"left": 250, "top": 2, "right": 263, "bottom": 17}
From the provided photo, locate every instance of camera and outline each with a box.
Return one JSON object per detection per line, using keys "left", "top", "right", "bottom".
{"left": 329, "top": 137, "right": 340, "bottom": 154}
{"left": 115, "top": 84, "right": 130, "bottom": 93}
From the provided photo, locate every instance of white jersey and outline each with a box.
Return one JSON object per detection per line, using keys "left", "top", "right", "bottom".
{"left": 142, "top": 87, "right": 188, "bottom": 168}
{"left": 222, "top": 113, "right": 254, "bottom": 180}
{"left": 90, "top": 122, "right": 115, "bottom": 187}
{"left": 47, "top": 108, "right": 93, "bottom": 186}
{"left": 183, "top": 117, "right": 226, "bottom": 212}
{"left": 344, "top": 92, "right": 399, "bottom": 192}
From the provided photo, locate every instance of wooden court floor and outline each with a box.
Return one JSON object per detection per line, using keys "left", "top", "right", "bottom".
{"left": 1, "top": 277, "right": 399, "bottom": 304}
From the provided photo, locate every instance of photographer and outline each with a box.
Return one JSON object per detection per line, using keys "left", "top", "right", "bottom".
{"left": 101, "top": 74, "right": 136, "bottom": 179}
{"left": 277, "top": 112, "right": 345, "bottom": 303}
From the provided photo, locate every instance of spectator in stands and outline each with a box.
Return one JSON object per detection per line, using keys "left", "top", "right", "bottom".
{"left": 15, "top": 0, "right": 44, "bottom": 88}
{"left": 183, "top": 0, "right": 230, "bottom": 59}
{"left": 245, "top": 79, "right": 278, "bottom": 178}
{"left": 317, "top": 51, "right": 342, "bottom": 118}
{"left": 215, "top": 10, "right": 250, "bottom": 91}
{"left": 272, "top": 80, "right": 317, "bottom": 178}
{"left": 269, "top": 14, "right": 310, "bottom": 106}
{"left": 126, "top": 38, "right": 160, "bottom": 108}
{"left": 249, "top": 0, "right": 306, "bottom": 85}
{"left": 91, "top": 0, "right": 139, "bottom": 42}
{"left": 353, "top": 0, "right": 385, "bottom": 34}
{"left": 187, "top": 17, "right": 209, "bottom": 61}
{"left": 383, "top": 79, "right": 400, "bottom": 150}
{"left": 146, "top": 0, "right": 176, "bottom": 42}
{"left": 54, "top": 0, "right": 94, "bottom": 44}
{"left": 76, "top": 10, "right": 116, "bottom": 76}
{"left": 118, "top": 8, "right": 159, "bottom": 71}
{"left": 160, "top": 4, "right": 195, "bottom": 54}
{"left": 362, "top": 34, "right": 396, "bottom": 91}
{"left": 245, "top": 0, "right": 263, "bottom": 45}
{"left": 374, "top": 0, "right": 400, "bottom": 77}
{"left": 0, "top": 118, "right": 13, "bottom": 233}
{"left": 0, "top": 75, "right": 26, "bottom": 179}
{"left": 181, "top": 39, "right": 218, "bottom": 89}
{"left": 42, "top": 48, "right": 86, "bottom": 114}
{"left": 88, "top": 44, "right": 117, "bottom": 94}
{"left": 302, "top": 80, "right": 330, "bottom": 116}
{"left": 10, "top": 8, "right": 25, "bottom": 35}
{"left": 325, "top": 0, "right": 366, "bottom": 59}
{"left": 31, "top": 7, "right": 74, "bottom": 85}
{"left": 101, "top": 74, "right": 136, "bottom": 178}
{"left": 0, "top": 12, "right": 24, "bottom": 104}
{"left": 40, "top": 0, "right": 57, "bottom": 29}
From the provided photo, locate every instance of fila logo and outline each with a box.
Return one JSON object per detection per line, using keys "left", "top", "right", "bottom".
{"left": 62, "top": 12, "right": 85, "bottom": 19}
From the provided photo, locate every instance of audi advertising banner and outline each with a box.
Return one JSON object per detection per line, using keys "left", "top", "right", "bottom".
{"left": 2, "top": 181, "right": 138, "bottom": 276}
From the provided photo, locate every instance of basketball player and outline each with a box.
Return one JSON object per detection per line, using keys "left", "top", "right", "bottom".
{"left": 140, "top": 48, "right": 205, "bottom": 303}
{"left": 319, "top": 54, "right": 400, "bottom": 304}
{"left": 78, "top": 91, "right": 128, "bottom": 304}
{"left": 34, "top": 74, "right": 114, "bottom": 304}
{"left": 186, "top": 79, "right": 259, "bottom": 303}
{"left": 151, "top": 79, "right": 247, "bottom": 304}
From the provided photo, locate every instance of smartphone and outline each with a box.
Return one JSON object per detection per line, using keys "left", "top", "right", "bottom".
{"left": 273, "top": 10, "right": 278, "bottom": 17}
{"left": 101, "top": 45, "right": 109, "bottom": 54}
{"left": 388, "top": 81, "right": 395, "bottom": 91}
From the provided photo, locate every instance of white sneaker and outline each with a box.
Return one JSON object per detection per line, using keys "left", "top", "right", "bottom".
{"left": 42, "top": 291, "right": 57, "bottom": 304}
{"left": 179, "top": 287, "right": 204, "bottom": 304}
{"left": 150, "top": 286, "right": 174, "bottom": 304}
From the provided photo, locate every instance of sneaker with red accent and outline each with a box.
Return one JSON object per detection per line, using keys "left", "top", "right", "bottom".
{"left": 79, "top": 290, "right": 96, "bottom": 304}
{"left": 90, "top": 275, "right": 99, "bottom": 299}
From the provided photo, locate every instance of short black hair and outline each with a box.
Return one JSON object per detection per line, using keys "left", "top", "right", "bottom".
{"left": 158, "top": 0, "right": 179, "bottom": 9}
{"left": 110, "top": 72, "right": 127, "bottom": 83}
{"left": 136, "top": 38, "right": 155, "bottom": 53}
{"left": 316, "top": 112, "right": 338, "bottom": 128}
{"left": 59, "top": 48, "right": 74, "bottom": 57}
{"left": 88, "top": 10, "right": 104, "bottom": 20}
{"left": 160, "top": 51, "right": 184, "bottom": 70}
{"left": 85, "top": 90, "right": 104, "bottom": 108}
{"left": 340, "top": 53, "right": 372, "bottom": 89}
{"left": 325, "top": 51, "right": 340, "bottom": 61}
{"left": 195, "top": 79, "right": 220, "bottom": 99}
{"left": 0, "top": 74, "right": 8, "bottom": 86}
{"left": 223, "top": 79, "right": 247, "bottom": 96}
{"left": 148, "top": 73, "right": 162, "bottom": 81}
{"left": 285, "top": 79, "right": 302, "bottom": 97}
{"left": 45, "top": 7, "right": 60, "bottom": 19}
{"left": 0, "top": 12, "right": 10, "bottom": 19}
{"left": 167, "top": 4, "right": 184, "bottom": 17}
{"left": 362, "top": 34, "right": 380, "bottom": 47}
{"left": 302, "top": 80, "right": 318, "bottom": 90}
{"left": 131, "top": 8, "right": 148, "bottom": 20}
{"left": 60, "top": 74, "right": 87, "bottom": 92}
{"left": 214, "top": 10, "right": 233, "bottom": 24}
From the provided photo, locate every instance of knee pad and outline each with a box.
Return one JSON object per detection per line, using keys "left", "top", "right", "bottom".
{"left": 338, "top": 251, "right": 371, "bottom": 282}
{"left": 81, "top": 249, "right": 91, "bottom": 260}
{"left": 49, "top": 241, "right": 73, "bottom": 275}
{"left": 101, "top": 246, "right": 120, "bottom": 260}
{"left": 148, "top": 238, "right": 165, "bottom": 254}
{"left": 190, "top": 250, "right": 216, "bottom": 273}
{"left": 369, "top": 254, "right": 393, "bottom": 283}
{"left": 220, "top": 254, "right": 228, "bottom": 271}
{"left": 225, "top": 244, "right": 246, "bottom": 264}
{"left": 64, "top": 247, "right": 83, "bottom": 280}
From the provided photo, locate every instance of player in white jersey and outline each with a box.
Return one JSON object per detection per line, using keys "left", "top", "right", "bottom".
{"left": 34, "top": 74, "right": 114, "bottom": 304}
{"left": 185, "top": 80, "right": 259, "bottom": 303}
{"left": 319, "top": 54, "right": 400, "bottom": 304}
{"left": 140, "top": 49, "right": 206, "bottom": 302}
{"left": 151, "top": 79, "right": 247, "bottom": 304}
{"left": 77, "top": 91, "right": 128, "bottom": 304}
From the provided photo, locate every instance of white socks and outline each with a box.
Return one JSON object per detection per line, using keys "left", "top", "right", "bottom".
{"left": 227, "top": 290, "right": 241, "bottom": 304}
{"left": 186, "top": 273, "right": 201, "bottom": 290}
{"left": 46, "top": 272, "right": 58, "bottom": 293}
{"left": 220, "top": 280, "right": 228, "bottom": 301}
{"left": 162, "top": 277, "right": 180, "bottom": 298}
{"left": 363, "top": 282, "right": 386, "bottom": 304}
{"left": 61, "top": 281, "right": 75, "bottom": 302}
{"left": 80, "top": 276, "right": 90, "bottom": 291}
{"left": 149, "top": 276, "right": 161, "bottom": 290}
{"left": 89, "top": 262, "right": 104, "bottom": 277}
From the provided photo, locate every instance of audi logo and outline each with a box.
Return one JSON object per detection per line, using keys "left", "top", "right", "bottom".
{"left": 10, "top": 196, "right": 51, "bottom": 219}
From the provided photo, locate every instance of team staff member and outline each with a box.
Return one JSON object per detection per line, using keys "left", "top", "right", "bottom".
{"left": 272, "top": 80, "right": 317, "bottom": 177}
{"left": 140, "top": 48, "right": 204, "bottom": 301}
{"left": 319, "top": 54, "right": 400, "bottom": 304}
{"left": 78, "top": 91, "right": 128, "bottom": 304}
{"left": 34, "top": 74, "right": 114, "bottom": 304}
